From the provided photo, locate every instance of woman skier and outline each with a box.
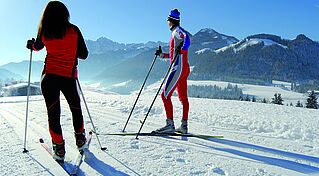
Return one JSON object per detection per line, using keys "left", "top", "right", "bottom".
{"left": 26, "top": 1, "right": 88, "bottom": 161}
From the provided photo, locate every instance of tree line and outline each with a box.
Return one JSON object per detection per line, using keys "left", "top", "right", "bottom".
{"left": 188, "top": 83, "right": 243, "bottom": 100}
{"left": 187, "top": 83, "right": 318, "bottom": 109}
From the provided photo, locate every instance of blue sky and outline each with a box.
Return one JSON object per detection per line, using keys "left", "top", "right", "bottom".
{"left": 0, "top": 0, "right": 318, "bottom": 66}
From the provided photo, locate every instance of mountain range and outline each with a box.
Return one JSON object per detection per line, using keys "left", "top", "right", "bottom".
{"left": 0, "top": 61, "right": 44, "bottom": 82}
{"left": 1, "top": 28, "right": 318, "bottom": 93}
{"left": 192, "top": 33, "right": 319, "bottom": 84}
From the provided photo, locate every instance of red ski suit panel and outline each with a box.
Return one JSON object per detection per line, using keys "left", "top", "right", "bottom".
{"left": 33, "top": 24, "right": 88, "bottom": 78}
{"left": 161, "top": 26, "right": 190, "bottom": 121}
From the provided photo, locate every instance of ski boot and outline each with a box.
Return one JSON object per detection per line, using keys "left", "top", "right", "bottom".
{"left": 74, "top": 129, "right": 87, "bottom": 151}
{"left": 52, "top": 140, "right": 65, "bottom": 162}
{"left": 153, "top": 118, "right": 175, "bottom": 134}
{"left": 175, "top": 119, "right": 188, "bottom": 134}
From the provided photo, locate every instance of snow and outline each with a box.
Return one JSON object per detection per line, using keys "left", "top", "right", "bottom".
{"left": 199, "top": 28, "right": 217, "bottom": 34}
{"left": 201, "top": 41, "right": 215, "bottom": 45}
{"left": 0, "top": 84, "right": 319, "bottom": 175}
{"left": 190, "top": 66, "right": 195, "bottom": 72}
{"left": 236, "top": 39, "right": 260, "bottom": 51}
{"left": 272, "top": 80, "right": 291, "bottom": 86}
{"left": 2, "top": 82, "right": 40, "bottom": 89}
{"left": 227, "top": 40, "right": 235, "bottom": 45}
{"left": 256, "top": 39, "right": 288, "bottom": 49}
{"left": 214, "top": 43, "right": 237, "bottom": 53}
{"left": 195, "top": 48, "right": 212, "bottom": 54}
{"left": 136, "top": 46, "right": 146, "bottom": 50}
{"left": 215, "top": 38, "right": 288, "bottom": 54}
{"left": 112, "top": 81, "right": 131, "bottom": 87}
{"left": 86, "top": 82, "right": 102, "bottom": 89}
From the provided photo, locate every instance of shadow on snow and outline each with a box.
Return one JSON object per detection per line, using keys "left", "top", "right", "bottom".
{"left": 84, "top": 150, "right": 136, "bottom": 176}
{"left": 189, "top": 137, "right": 319, "bottom": 175}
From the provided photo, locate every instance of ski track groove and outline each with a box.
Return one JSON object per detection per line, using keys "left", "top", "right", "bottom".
{"left": 0, "top": 113, "right": 53, "bottom": 176}
{"left": 1, "top": 100, "right": 140, "bottom": 176}
{"left": 0, "top": 103, "right": 110, "bottom": 176}
{"left": 0, "top": 104, "right": 71, "bottom": 175}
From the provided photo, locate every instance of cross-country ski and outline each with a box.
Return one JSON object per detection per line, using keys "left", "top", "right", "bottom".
{"left": 100, "top": 132, "right": 223, "bottom": 139}
{"left": 72, "top": 131, "right": 93, "bottom": 175}
{"left": 39, "top": 138, "right": 78, "bottom": 176}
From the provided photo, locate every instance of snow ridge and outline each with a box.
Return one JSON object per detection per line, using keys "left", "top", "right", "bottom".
{"left": 215, "top": 38, "right": 288, "bottom": 53}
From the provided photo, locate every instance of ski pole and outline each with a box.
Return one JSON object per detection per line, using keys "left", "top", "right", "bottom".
{"left": 76, "top": 79, "right": 107, "bottom": 151}
{"left": 122, "top": 46, "right": 161, "bottom": 132}
{"left": 136, "top": 51, "right": 180, "bottom": 139}
{"left": 23, "top": 49, "right": 33, "bottom": 153}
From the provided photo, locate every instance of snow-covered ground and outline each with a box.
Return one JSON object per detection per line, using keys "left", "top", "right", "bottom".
{"left": 0, "top": 87, "right": 319, "bottom": 176}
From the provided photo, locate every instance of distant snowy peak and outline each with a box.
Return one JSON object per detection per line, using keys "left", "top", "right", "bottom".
{"left": 96, "top": 37, "right": 114, "bottom": 43}
{"left": 192, "top": 28, "right": 239, "bottom": 53}
{"left": 87, "top": 28, "right": 239, "bottom": 55}
{"left": 198, "top": 28, "right": 219, "bottom": 35}
{"left": 86, "top": 37, "right": 123, "bottom": 53}
{"left": 86, "top": 37, "right": 167, "bottom": 54}
{"left": 194, "top": 28, "right": 238, "bottom": 43}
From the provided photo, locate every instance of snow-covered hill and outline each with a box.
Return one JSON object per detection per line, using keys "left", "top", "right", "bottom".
{"left": 192, "top": 33, "right": 319, "bottom": 83}
{"left": 0, "top": 88, "right": 318, "bottom": 175}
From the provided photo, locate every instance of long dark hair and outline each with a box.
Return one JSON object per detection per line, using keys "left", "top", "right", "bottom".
{"left": 37, "top": 1, "right": 70, "bottom": 39}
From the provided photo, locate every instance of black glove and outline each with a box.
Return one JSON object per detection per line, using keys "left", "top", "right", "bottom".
{"left": 176, "top": 42, "right": 183, "bottom": 54}
{"left": 155, "top": 46, "right": 162, "bottom": 56}
{"left": 26, "top": 38, "right": 35, "bottom": 50}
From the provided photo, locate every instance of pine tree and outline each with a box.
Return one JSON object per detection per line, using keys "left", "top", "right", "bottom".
{"left": 306, "top": 91, "right": 318, "bottom": 109}
{"left": 245, "top": 95, "right": 250, "bottom": 101}
{"left": 252, "top": 96, "right": 256, "bottom": 102}
{"left": 262, "top": 98, "right": 267, "bottom": 103}
{"left": 271, "top": 93, "right": 284, "bottom": 105}
{"left": 296, "top": 100, "right": 302, "bottom": 107}
{"left": 290, "top": 102, "right": 293, "bottom": 106}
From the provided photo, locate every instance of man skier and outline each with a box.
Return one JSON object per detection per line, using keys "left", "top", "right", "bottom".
{"left": 154, "top": 9, "right": 191, "bottom": 134}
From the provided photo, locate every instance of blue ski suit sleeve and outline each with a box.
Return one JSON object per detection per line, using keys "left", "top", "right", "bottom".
{"left": 181, "top": 30, "right": 190, "bottom": 51}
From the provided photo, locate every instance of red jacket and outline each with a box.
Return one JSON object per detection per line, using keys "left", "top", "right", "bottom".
{"left": 33, "top": 24, "right": 88, "bottom": 78}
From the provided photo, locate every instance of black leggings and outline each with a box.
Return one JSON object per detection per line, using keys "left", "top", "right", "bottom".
{"left": 41, "top": 74, "right": 84, "bottom": 143}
